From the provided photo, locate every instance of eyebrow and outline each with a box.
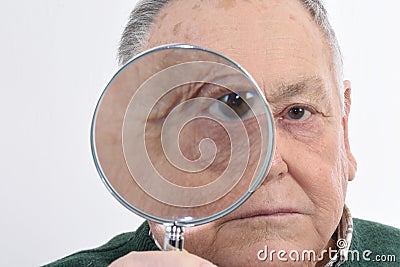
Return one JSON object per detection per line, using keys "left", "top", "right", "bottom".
{"left": 266, "top": 76, "right": 329, "bottom": 105}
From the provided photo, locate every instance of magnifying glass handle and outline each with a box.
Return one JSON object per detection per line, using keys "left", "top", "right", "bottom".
{"left": 163, "top": 224, "right": 185, "bottom": 251}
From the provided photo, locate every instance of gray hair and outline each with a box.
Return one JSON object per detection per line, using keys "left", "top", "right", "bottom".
{"left": 118, "top": 0, "right": 345, "bottom": 111}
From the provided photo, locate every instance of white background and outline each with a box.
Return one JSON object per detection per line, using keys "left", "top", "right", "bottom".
{"left": 0, "top": 1, "right": 399, "bottom": 266}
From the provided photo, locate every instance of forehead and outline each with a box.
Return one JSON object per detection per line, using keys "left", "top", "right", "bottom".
{"left": 145, "top": 0, "right": 336, "bottom": 100}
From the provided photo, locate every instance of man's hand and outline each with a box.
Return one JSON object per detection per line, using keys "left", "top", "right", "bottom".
{"left": 109, "top": 250, "right": 217, "bottom": 267}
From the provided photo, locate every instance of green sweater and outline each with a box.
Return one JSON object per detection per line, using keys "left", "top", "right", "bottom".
{"left": 44, "top": 218, "right": 399, "bottom": 266}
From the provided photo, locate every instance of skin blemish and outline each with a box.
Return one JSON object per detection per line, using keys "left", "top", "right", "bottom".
{"left": 156, "top": 12, "right": 168, "bottom": 29}
{"left": 216, "top": 0, "right": 237, "bottom": 10}
{"left": 192, "top": 4, "right": 200, "bottom": 10}
{"left": 183, "top": 33, "right": 191, "bottom": 42}
{"left": 173, "top": 22, "right": 183, "bottom": 35}
{"left": 158, "top": 12, "right": 168, "bottom": 23}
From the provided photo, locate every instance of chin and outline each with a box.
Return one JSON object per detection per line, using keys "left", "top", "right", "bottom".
{"left": 219, "top": 213, "right": 316, "bottom": 243}
{"left": 195, "top": 215, "right": 326, "bottom": 267}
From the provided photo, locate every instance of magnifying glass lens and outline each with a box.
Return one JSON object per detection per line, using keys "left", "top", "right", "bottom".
{"left": 91, "top": 44, "right": 274, "bottom": 226}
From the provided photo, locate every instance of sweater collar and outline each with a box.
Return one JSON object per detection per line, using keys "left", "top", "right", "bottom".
{"left": 325, "top": 204, "right": 353, "bottom": 267}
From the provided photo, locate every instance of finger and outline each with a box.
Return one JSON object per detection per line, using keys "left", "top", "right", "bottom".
{"left": 108, "top": 250, "right": 217, "bottom": 267}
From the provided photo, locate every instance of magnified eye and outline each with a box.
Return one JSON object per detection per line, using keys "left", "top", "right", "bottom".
{"left": 208, "top": 92, "right": 254, "bottom": 120}
{"left": 284, "top": 106, "right": 312, "bottom": 121}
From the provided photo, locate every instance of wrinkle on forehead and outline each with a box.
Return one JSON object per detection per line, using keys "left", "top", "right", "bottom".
{"left": 266, "top": 75, "right": 332, "bottom": 108}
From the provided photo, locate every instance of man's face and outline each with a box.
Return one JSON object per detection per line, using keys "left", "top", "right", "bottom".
{"left": 146, "top": 0, "right": 357, "bottom": 266}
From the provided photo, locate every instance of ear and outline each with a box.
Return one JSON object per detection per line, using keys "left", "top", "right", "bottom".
{"left": 342, "top": 80, "right": 357, "bottom": 181}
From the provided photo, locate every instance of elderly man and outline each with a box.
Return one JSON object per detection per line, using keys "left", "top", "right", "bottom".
{"left": 47, "top": 0, "right": 399, "bottom": 266}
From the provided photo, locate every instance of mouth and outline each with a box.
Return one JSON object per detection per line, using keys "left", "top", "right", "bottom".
{"left": 226, "top": 208, "right": 303, "bottom": 223}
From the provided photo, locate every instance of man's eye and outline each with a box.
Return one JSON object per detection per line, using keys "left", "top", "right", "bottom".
{"left": 208, "top": 92, "right": 254, "bottom": 120}
{"left": 284, "top": 106, "right": 312, "bottom": 121}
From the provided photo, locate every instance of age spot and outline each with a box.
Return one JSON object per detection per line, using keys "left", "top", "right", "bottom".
{"left": 173, "top": 22, "right": 183, "bottom": 36}
{"left": 216, "top": 0, "right": 237, "bottom": 10}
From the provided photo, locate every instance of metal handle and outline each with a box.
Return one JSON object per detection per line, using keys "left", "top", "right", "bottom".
{"left": 163, "top": 223, "right": 185, "bottom": 250}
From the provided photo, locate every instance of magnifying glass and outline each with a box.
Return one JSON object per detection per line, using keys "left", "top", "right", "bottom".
{"left": 91, "top": 44, "right": 275, "bottom": 250}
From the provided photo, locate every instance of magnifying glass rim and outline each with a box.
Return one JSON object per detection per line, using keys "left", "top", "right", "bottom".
{"left": 90, "top": 43, "right": 275, "bottom": 226}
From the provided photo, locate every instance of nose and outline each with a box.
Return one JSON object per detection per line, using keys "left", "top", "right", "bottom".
{"left": 264, "top": 128, "right": 289, "bottom": 182}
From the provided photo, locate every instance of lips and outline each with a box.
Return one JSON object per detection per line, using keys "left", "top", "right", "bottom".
{"left": 224, "top": 206, "right": 304, "bottom": 223}
{"left": 222, "top": 182, "right": 309, "bottom": 224}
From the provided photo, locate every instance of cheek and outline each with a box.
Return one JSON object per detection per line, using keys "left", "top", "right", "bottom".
{"left": 282, "top": 121, "right": 348, "bottom": 216}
